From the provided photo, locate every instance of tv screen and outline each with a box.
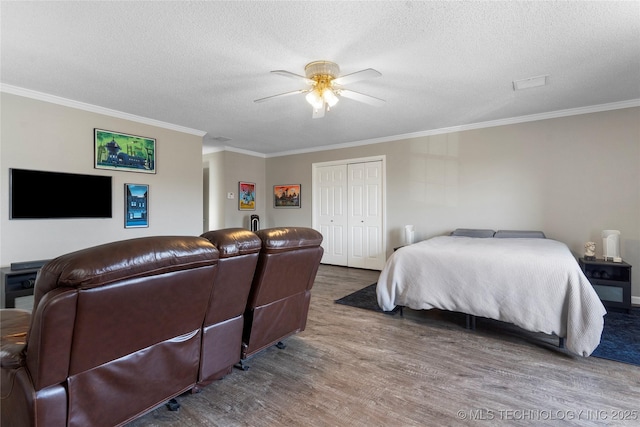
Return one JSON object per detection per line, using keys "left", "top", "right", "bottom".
{"left": 10, "top": 168, "right": 113, "bottom": 219}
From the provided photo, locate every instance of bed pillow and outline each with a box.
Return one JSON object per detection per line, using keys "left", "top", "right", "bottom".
{"left": 450, "top": 228, "right": 495, "bottom": 238}
{"left": 494, "top": 230, "right": 546, "bottom": 239}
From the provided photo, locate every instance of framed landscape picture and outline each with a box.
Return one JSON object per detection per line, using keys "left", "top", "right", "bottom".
{"left": 95, "top": 129, "right": 156, "bottom": 174}
{"left": 239, "top": 181, "right": 256, "bottom": 210}
{"left": 274, "top": 184, "right": 301, "bottom": 208}
{"left": 124, "top": 183, "right": 149, "bottom": 228}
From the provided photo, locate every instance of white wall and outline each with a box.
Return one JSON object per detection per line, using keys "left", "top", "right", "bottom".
{"left": 6, "top": 92, "right": 637, "bottom": 301}
{"left": 202, "top": 150, "right": 266, "bottom": 231}
{"left": 203, "top": 151, "right": 224, "bottom": 231}
{"left": 1, "top": 93, "right": 204, "bottom": 265}
{"left": 263, "top": 107, "right": 640, "bottom": 298}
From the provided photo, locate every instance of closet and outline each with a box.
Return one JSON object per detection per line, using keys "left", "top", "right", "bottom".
{"left": 312, "top": 157, "right": 386, "bottom": 270}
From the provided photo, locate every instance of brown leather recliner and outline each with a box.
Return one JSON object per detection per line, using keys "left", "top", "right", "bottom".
{"left": 241, "top": 227, "right": 323, "bottom": 360}
{"left": 197, "top": 228, "right": 261, "bottom": 388}
{"left": 0, "top": 236, "right": 219, "bottom": 427}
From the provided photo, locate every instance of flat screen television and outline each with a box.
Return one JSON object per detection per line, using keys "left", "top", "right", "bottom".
{"left": 10, "top": 168, "right": 113, "bottom": 219}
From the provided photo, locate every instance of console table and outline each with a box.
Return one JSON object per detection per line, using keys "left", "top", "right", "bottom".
{"left": 1, "top": 266, "right": 40, "bottom": 309}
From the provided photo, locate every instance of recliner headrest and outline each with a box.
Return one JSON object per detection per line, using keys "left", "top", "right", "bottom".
{"left": 201, "top": 228, "right": 262, "bottom": 258}
{"left": 255, "top": 227, "right": 323, "bottom": 252}
{"left": 38, "top": 236, "right": 219, "bottom": 289}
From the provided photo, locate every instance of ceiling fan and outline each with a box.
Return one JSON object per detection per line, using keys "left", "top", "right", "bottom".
{"left": 254, "top": 60, "right": 385, "bottom": 118}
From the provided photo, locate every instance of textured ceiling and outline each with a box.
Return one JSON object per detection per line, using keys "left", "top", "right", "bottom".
{"left": 2, "top": 1, "right": 639, "bottom": 156}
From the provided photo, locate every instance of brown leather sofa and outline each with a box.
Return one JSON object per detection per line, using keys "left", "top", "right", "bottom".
{"left": 241, "top": 227, "right": 323, "bottom": 360}
{"left": 1, "top": 236, "right": 220, "bottom": 427}
{"left": 1, "top": 227, "right": 324, "bottom": 426}
{"left": 197, "top": 228, "right": 261, "bottom": 388}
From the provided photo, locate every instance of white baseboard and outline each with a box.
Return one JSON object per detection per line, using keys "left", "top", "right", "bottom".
{"left": 632, "top": 296, "right": 640, "bottom": 307}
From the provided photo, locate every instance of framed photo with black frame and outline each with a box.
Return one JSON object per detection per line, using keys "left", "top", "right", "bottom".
{"left": 273, "top": 184, "right": 301, "bottom": 208}
{"left": 124, "top": 183, "right": 149, "bottom": 228}
{"left": 95, "top": 129, "right": 156, "bottom": 174}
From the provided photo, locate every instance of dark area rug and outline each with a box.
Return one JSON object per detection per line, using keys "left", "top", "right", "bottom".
{"left": 335, "top": 283, "right": 640, "bottom": 366}
{"left": 335, "top": 283, "right": 382, "bottom": 312}
{"left": 590, "top": 307, "right": 640, "bottom": 366}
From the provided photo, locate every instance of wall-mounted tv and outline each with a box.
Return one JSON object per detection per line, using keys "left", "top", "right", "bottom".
{"left": 9, "top": 168, "right": 113, "bottom": 219}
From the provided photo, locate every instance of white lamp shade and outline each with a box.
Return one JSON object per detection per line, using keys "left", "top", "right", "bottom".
{"left": 323, "top": 88, "right": 339, "bottom": 107}
{"left": 602, "top": 230, "right": 621, "bottom": 260}
{"left": 404, "top": 225, "right": 415, "bottom": 245}
{"left": 305, "top": 91, "right": 324, "bottom": 110}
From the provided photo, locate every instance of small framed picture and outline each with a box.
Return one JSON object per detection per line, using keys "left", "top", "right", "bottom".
{"left": 124, "top": 183, "right": 149, "bottom": 228}
{"left": 95, "top": 129, "right": 156, "bottom": 174}
{"left": 239, "top": 181, "right": 256, "bottom": 211}
{"left": 274, "top": 184, "right": 301, "bottom": 208}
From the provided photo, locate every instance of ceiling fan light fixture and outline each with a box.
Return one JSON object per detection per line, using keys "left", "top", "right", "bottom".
{"left": 255, "top": 60, "right": 384, "bottom": 117}
{"left": 305, "top": 90, "right": 324, "bottom": 110}
{"left": 323, "top": 88, "right": 339, "bottom": 107}
{"left": 305, "top": 61, "right": 340, "bottom": 80}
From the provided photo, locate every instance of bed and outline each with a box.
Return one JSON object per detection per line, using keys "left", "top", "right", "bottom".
{"left": 376, "top": 229, "right": 607, "bottom": 356}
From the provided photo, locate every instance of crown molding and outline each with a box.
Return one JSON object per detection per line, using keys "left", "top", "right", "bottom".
{"left": 1, "top": 84, "right": 207, "bottom": 137}
{"left": 224, "top": 145, "right": 266, "bottom": 158}
{"left": 4, "top": 83, "right": 636, "bottom": 156}
{"left": 265, "top": 99, "right": 640, "bottom": 158}
{"left": 202, "top": 145, "right": 266, "bottom": 158}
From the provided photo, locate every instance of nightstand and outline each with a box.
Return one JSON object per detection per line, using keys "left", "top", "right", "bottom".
{"left": 578, "top": 258, "right": 632, "bottom": 312}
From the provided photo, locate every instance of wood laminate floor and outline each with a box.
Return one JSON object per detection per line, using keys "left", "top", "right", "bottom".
{"left": 128, "top": 264, "right": 639, "bottom": 426}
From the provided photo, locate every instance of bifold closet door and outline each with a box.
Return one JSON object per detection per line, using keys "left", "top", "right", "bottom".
{"left": 315, "top": 161, "right": 384, "bottom": 270}
{"left": 316, "top": 164, "right": 348, "bottom": 266}
{"left": 347, "top": 161, "right": 384, "bottom": 270}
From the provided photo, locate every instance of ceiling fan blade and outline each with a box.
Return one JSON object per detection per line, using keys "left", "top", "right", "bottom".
{"left": 312, "top": 104, "right": 326, "bottom": 119}
{"left": 254, "top": 89, "right": 310, "bottom": 103}
{"left": 338, "top": 89, "right": 386, "bottom": 107}
{"left": 271, "top": 70, "right": 315, "bottom": 85}
{"left": 332, "top": 68, "right": 381, "bottom": 85}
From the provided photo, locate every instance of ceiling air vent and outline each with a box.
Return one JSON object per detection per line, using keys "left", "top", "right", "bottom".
{"left": 209, "top": 136, "right": 232, "bottom": 143}
{"left": 512, "top": 75, "right": 549, "bottom": 91}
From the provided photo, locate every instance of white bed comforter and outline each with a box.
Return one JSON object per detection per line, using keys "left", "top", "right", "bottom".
{"left": 376, "top": 236, "right": 606, "bottom": 356}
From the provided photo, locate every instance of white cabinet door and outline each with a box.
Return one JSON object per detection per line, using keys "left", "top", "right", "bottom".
{"left": 316, "top": 164, "right": 348, "bottom": 266}
{"left": 348, "top": 161, "right": 385, "bottom": 270}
